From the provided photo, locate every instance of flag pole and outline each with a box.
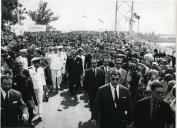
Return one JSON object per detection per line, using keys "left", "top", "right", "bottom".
{"left": 115, "top": 1, "right": 118, "bottom": 31}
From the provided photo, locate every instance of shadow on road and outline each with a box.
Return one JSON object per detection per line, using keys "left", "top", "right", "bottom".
{"left": 78, "top": 120, "right": 96, "bottom": 128}
{"left": 60, "top": 90, "right": 79, "bottom": 109}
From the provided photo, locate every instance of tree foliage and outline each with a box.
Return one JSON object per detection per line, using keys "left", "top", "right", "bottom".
{"left": 1, "top": 0, "right": 26, "bottom": 31}
{"left": 28, "top": 1, "right": 58, "bottom": 25}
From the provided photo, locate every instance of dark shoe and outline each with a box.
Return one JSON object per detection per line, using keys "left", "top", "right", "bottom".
{"left": 57, "top": 108, "right": 62, "bottom": 111}
{"left": 32, "top": 113, "right": 37, "bottom": 119}
{"left": 74, "top": 95, "right": 78, "bottom": 101}
{"left": 38, "top": 117, "right": 42, "bottom": 122}
{"left": 70, "top": 92, "right": 74, "bottom": 97}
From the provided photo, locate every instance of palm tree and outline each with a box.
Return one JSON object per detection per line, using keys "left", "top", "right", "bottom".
{"left": 28, "top": 1, "right": 58, "bottom": 26}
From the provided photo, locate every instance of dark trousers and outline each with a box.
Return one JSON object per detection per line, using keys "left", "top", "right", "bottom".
{"left": 89, "top": 96, "right": 95, "bottom": 119}
{"left": 88, "top": 91, "right": 97, "bottom": 119}
{"left": 28, "top": 108, "right": 34, "bottom": 122}
{"left": 44, "top": 66, "right": 53, "bottom": 87}
{"left": 68, "top": 74, "right": 81, "bottom": 95}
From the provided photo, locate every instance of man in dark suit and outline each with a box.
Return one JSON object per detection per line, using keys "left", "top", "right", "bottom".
{"left": 99, "top": 57, "right": 112, "bottom": 84}
{"left": 12, "top": 61, "right": 38, "bottom": 126}
{"left": 84, "top": 58, "right": 105, "bottom": 119}
{"left": 1, "top": 75, "right": 28, "bottom": 127}
{"left": 66, "top": 49, "right": 83, "bottom": 97}
{"left": 105, "top": 57, "right": 128, "bottom": 88}
{"left": 91, "top": 69, "right": 133, "bottom": 128}
{"left": 84, "top": 53, "right": 92, "bottom": 69}
{"left": 135, "top": 82, "right": 173, "bottom": 128}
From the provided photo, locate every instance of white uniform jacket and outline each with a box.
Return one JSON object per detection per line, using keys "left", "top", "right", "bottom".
{"left": 29, "top": 66, "right": 46, "bottom": 90}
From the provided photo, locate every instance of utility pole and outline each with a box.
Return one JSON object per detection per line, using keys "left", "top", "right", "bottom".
{"left": 129, "top": 1, "right": 134, "bottom": 38}
{"left": 115, "top": 1, "right": 118, "bottom": 31}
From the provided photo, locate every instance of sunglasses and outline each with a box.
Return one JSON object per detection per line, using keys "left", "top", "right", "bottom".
{"left": 115, "top": 63, "right": 122, "bottom": 65}
{"left": 111, "top": 78, "right": 119, "bottom": 81}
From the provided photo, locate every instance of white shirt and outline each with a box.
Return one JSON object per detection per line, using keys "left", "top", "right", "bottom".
{"left": 104, "top": 66, "right": 109, "bottom": 73}
{"left": 110, "top": 83, "right": 119, "bottom": 108}
{"left": 78, "top": 55, "right": 85, "bottom": 70}
{"left": 92, "top": 67, "right": 97, "bottom": 76}
{"left": 29, "top": 66, "right": 46, "bottom": 89}
{"left": 118, "top": 68, "right": 122, "bottom": 74}
{"left": 61, "top": 52, "right": 67, "bottom": 62}
{"left": 49, "top": 53, "right": 64, "bottom": 70}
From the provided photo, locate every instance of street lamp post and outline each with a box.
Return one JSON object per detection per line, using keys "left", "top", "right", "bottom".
{"left": 134, "top": 13, "right": 140, "bottom": 33}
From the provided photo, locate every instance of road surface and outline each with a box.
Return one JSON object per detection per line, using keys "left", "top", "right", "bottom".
{"left": 33, "top": 87, "right": 94, "bottom": 128}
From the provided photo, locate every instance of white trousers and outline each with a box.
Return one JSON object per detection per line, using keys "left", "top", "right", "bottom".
{"left": 51, "top": 69, "right": 62, "bottom": 89}
{"left": 34, "top": 88, "right": 43, "bottom": 117}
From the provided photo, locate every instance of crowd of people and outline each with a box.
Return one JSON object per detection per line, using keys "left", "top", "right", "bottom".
{"left": 1, "top": 30, "right": 176, "bottom": 128}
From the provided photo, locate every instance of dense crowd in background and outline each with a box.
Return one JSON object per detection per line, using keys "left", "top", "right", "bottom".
{"left": 1, "top": 31, "right": 176, "bottom": 128}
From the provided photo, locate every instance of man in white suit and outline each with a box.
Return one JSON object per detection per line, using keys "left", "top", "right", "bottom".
{"left": 58, "top": 46, "right": 67, "bottom": 75}
{"left": 48, "top": 47, "right": 64, "bottom": 90}
{"left": 29, "top": 57, "right": 46, "bottom": 121}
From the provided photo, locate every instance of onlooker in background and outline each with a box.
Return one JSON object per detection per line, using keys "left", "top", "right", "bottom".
{"left": 135, "top": 82, "right": 173, "bottom": 128}
{"left": 16, "top": 49, "right": 28, "bottom": 70}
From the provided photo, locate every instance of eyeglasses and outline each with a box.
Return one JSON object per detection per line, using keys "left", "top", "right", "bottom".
{"left": 111, "top": 78, "right": 119, "bottom": 81}
{"left": 116, "top": 63, "right": 122, "bottom": 65}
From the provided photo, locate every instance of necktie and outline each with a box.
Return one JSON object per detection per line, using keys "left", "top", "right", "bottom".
{"left": 4, "top": 93, "right": 9, "bottom": 106}
{"left": 93, "top": 68, "right": 96, "bottom": 76}
{"left": 114, "top": 86, "right": 119, "bottom": 108}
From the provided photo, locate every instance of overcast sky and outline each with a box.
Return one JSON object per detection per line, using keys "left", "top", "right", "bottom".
{"left": 22, "top": 0, "right": 176, "bottom": 34}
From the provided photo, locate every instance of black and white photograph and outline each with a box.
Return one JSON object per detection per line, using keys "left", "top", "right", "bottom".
{"left": 1, "top": 0, "right": 176, "bottom": 128}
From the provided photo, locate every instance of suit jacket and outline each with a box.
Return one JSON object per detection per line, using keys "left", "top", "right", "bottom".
{"left": 13, "top": 74, "right": 38, "bottom": 108}
{"left": 84, "top": 54, "right": 92, "bottom": 69}
{"left": 92, "top": 84, "right": 133, "bottom": 128}
{"left": 135, "top": 97, "right": 173, "bottom": 128}
{"left": 66, "top": 56, "right": 83, "bottom": 76}
{"left": 83, "top": 67, "right": 105, "bottom": 99}
{"left": 1, "top": 89, "right": 28, "bottom": 127}
{"left": 99, "top": 65, "right": 112, "bottom": 84}
{"left": 105, "top": 67, "right": 128, "bottom": 87}
{"left": 29, "top": 66, "right": 46, "bottom": 89}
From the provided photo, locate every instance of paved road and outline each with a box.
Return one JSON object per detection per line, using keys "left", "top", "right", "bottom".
{"left": 33, "top": 87, "right": 93, "bottom": 128}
